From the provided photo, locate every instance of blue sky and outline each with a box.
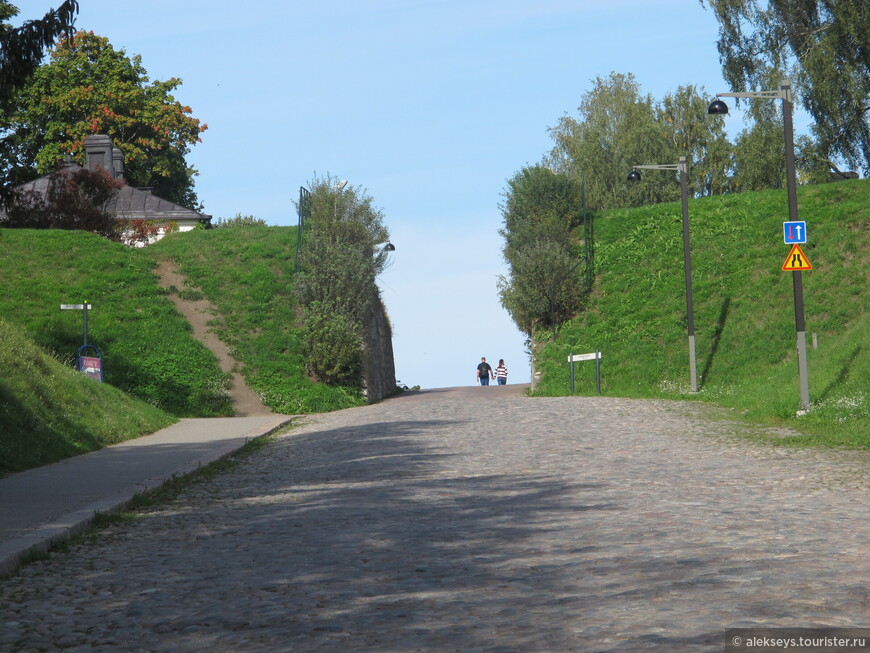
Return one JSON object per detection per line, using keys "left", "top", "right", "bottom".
{"left": 21, "top": 0, "right": 809, "bottom": 389}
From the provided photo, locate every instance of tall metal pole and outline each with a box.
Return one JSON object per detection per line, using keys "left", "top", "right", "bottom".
{"left": 678, "top": 157, "right": 698, "bottom": 392}
{"left": 629, "top": 159, "right": 698, "bottom": 392}
{"left": 710, "top": 81, "right": 811, "bottom": 410}
{"left": 781, "top": 80, "right": 811, "bottom": 410}
{"left": 295, "top": 186, "right": 309, "bottom": 273}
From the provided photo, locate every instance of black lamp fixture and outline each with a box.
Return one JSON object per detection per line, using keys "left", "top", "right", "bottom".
{"left": 626, "top": 169, "right": 642, "bottom": 182}
{"left": 383, "top": 242, "right": 396, "bottom": 252}
{"left": 707, "top": 98, "right": 729, "bottom": 115}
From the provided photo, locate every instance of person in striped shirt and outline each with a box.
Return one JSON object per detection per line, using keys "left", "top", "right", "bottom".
{"left": 494, "top": 359, "right": 508, "bottom": 385}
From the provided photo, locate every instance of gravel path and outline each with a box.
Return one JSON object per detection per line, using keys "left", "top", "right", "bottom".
{"left": 2, "top": 387, "right": 869, "bottom": 652}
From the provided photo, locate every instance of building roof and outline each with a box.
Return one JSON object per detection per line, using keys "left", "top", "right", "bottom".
{"left": 0, "top": 135, "right": 211, "bottom": 226}
{"left": 108, "top": 182, "right": 211, "bottom": 223}
{"left": 4, "top": 164, "right": 211, "bottom": 225}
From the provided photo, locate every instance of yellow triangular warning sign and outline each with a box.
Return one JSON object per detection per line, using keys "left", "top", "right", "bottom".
{"left": 782, "top": 243, "right": 812, "bottom": 271}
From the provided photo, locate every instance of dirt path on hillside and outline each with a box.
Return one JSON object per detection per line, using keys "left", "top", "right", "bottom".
{"left": 154, "top": 259, "right": 271, "bottom": 417}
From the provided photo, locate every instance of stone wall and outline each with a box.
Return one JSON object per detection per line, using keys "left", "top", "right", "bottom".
{"left": 361, "top": 291, "right": 397, "bottom": 403}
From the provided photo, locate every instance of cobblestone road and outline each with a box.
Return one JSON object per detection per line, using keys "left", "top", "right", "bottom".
{"left": 2, "top": 387, "right": 870, "bottom": 652}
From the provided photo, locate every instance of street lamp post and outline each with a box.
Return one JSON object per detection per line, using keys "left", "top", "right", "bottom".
{"left": 708, "top": 79, "right": 811, "bottom": 410}
{"left": 295, "top": 185, "right": 310, "bottom": 273}
{"left": 334, "top": 179, "right": 348, "bottom": 220}
{"left": 627, "top": 156, "right": 698, "bottom": 392}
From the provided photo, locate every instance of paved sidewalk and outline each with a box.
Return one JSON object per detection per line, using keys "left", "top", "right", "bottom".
{"left": 0, "top": 414, "right": 293, "bottom": 576}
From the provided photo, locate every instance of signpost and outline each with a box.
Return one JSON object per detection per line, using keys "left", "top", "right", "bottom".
{"left": 61, "top": 302, "right": 102, "bottom": 381}
{"left": 60, "top": 302, "right": 92, "bottom": 346}
{"left": 780, "top": 224, "right": 812, "bottom": 410}
{"left": 568, "top": 350, "right": 602, "bottom": 395}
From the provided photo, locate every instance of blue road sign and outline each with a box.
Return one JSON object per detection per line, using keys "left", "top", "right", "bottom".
{"left": 783, "top": 221, "right": 807, "bottom": 244}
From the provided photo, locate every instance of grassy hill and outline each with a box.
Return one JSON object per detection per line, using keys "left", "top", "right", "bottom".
{"left": 0, "top": 226, "right": 364, "bottom": 474}
{"left": 0, "top": 229, "right": 232, "bottom": 417}
{"left": 2, "top": 178, "right": 866, "bottom": 474}
{"left": 0, "top": 317, "right": 175, "bottom": 475}
{"left": 146, "top": 226, "right": 366, "bottom": 414}
{"left": 534, "top": 178, "right": 869, "bottom": 447}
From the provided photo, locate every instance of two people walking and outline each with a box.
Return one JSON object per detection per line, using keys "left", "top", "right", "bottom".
{"left": 476, "top": 357, "right": 508, "bottom": 386}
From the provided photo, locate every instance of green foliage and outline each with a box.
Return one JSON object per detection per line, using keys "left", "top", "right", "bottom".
{"left": 7, "top": 31, "right": 206, "bottom": 208}
{"left": 302, "top": 302, "right": 363, "bottom": 385}
{"left": 542, "top": 69, "right": 850, "bottom": 213}
{"left": 658, "top": 84, "right": 733, "bottom": 197}
{"left": 498, "top": 166, "right": 589, "bottom": 335}
{"left": 702, "top": 0, "right": 870, "bottom": 175}
{"left": 295, "top": 175, "right": 391, "bottom": 387}
{"left": 0, "top": 317, "right": 175, "bottom": 476}
{"left": 500, "top": 165, "right": 584, "bottom": 252}
{"left": 214, "top": 214, "right": 268, "bottom": 228}
{"left": 0, "top": 0, "right": 78, "bottom": 109}
{"left": 1, "top": 165, "right": 124, "bottom": 238}
{"left": 547, "top": 72, "right": 683, "bottom": 211}
{"left": 0, "top": 0, "right": 79, "bottom": 195}
{"left": 0, "top": 229, "right": 232, "bottom": 416}
{"left": 728, "top": 68, "right": 789, "bottom": 192}
{"left": 148, "top": 225, "right": 368, "bottom": 413}
{"left": 532, "top": 178, "right": 870, "bottom": 446}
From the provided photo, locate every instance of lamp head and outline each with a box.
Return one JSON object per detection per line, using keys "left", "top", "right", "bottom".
{"left": 383, "top": 242, "right": 396, "bottom": 252}
{"left": 707, "top": 98, "right": 729, "bottom": 115}
{"left": 627, "top": 169, "right": 641, "bottom": 182}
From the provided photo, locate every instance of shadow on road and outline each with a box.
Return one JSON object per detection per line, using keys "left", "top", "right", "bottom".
{"left": 142, "top": 416, "right": 620, "bottom": 649}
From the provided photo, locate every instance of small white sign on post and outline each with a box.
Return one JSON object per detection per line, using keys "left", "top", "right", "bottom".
{"left": 568, "top": 350, "right": 603, "bottom": 395}
{"left": 60, "top": 304, "right": 92, "bottom": 310}
{"left": 568, "top": 352, "right": 602, "bottom": 363}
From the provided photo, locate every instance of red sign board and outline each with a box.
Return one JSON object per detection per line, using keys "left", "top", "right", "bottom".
{"left": 80, "top": 356, "right": 102, "bottom": 382}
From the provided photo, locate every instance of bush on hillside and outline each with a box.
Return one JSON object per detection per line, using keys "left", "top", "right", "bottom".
{"left": 302, "top": 301, "right": 363, "bottom": 386}
{"left": 214, "top": 214, "right": 267, "bottom": 228}
{"left": 1, "top": 166, "right": 124, "bottom": 239}
{"left": 295, "top": 176, "right": 391, "bottom": 389}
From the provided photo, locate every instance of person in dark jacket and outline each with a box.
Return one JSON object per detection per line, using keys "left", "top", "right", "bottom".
{"left": 476, "top": 357, "right": 493, "bottom": 386}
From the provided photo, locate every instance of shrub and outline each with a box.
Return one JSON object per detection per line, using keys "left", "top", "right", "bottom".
{"left": 302, "top": 302, "right": 363, "bottom": 386}
{"left": 2, "top": 166, "right": 124, "bottom": 239}
{"left": 214, "top": 213, "right": 267, "bottom": 228}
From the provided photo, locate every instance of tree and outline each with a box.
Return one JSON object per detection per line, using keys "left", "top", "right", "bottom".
{"left": 0, "top": 0, "right": 78, "bottom": 108}
{"left": 7, "top": 31, "right": 206, "bottom": 208}
{"left": 702, "top": 0, "right": 870, "bottom": 175}
{"left": 0, "top": 0, "right": 78, "bottom": 196}
{"left": 717, "top": 66, "right": 788, "bottom": 192}
{"left": 546, "top": 72, "right": 677, "bottom": 212}
{"left": 500, "top": 165, "right": 584, "bottom": 260}
{"left": 498, "top": 238, "right": 585, "bottom": 337}
{"left": 295, "top": 175, "right": 391, "bottom": 386}
{"left": 498, "top": 166, "right": 587, "bottom": 336}
{"left": 658, "top": 84, "right": 733, "bottom": 196}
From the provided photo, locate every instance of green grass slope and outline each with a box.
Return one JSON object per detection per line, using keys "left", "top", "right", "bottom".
{"left": 0, "top": 225, "right": 366, "bottom": 474}
{"left": 534, "top": 178, "right": 869, "bottom": 447}
{"left": 147, "top": 226, "right": 366, "bottom": 414}
{"left": 0, "top": 318, "right": 175, "bottom": 476}
{"left": 0, "top": 229, "right": 232, "bottom": 416}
